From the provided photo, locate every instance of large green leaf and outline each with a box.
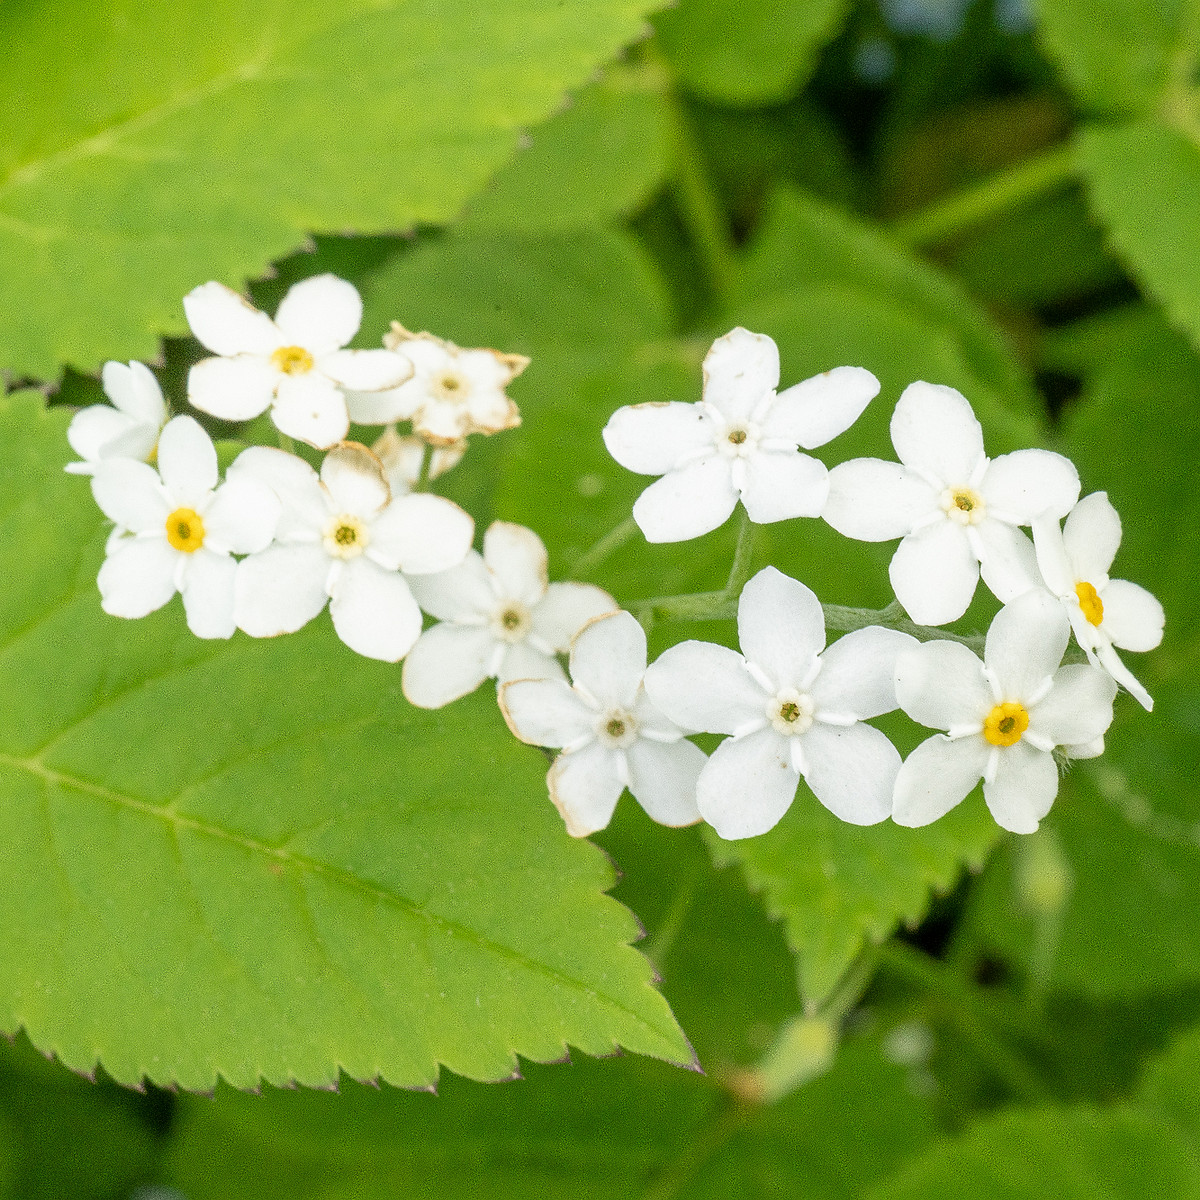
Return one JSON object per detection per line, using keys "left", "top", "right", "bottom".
{"left": 0, "top": 0, "right": 663, "bottom": 379}
{"left": 0, "top": 391, "right": 691, "bottom": 1090}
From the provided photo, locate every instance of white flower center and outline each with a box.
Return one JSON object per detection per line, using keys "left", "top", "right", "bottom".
{"left": 432, "top": 369, "right": 471, "bottom": 404}
{"left": 715, "top": 419, "right": 760, "bottom": 458}
{"left": 767, "top": 689, "right": 815, "bottom": 736}
{"left": 940, "top": 486, "right": 986, "bottom": 526}
{"left": 596, "top": 708, "right": 639, "bottom": 749}
{"left": 492, "top": 602, "right": 532, "bottom": 643}
{"left": 323, "top": 513, "right": 369, "bottom": 559}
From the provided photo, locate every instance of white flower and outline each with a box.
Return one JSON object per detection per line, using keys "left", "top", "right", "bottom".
{"left": 66, "top": 361, "right": 168, "bottom": 475}
{"left": 90, "top": 416, "right": 279, "bottom": 638}
{"left": 370, "top": 425, "right": 465, "bottom": 496}
{"left": 231, "top": 443, "right": 473, "bottom": 662}
{"left": 893, "top": 590, "right": 1118, "bottom": 834}
{"left": 346, "top": 323, "right": 528, "bottom": 445}
{"left": 603, "top": 328, "right": 879, "bottom": 543}
{"left": 184, "top": 275, "right": 412, "bottom": 450}
{"left": 644, "top": 566, "right": 914, "bottom": 838}
{"left": 1030, "top": 492, "right": 1164, "bottom": 711}
{"left": 823, "top": 381, "right": 1080, "bottom": 625}
{"left": 402, "top": 522, "right": 617, "bottom": 708}
{"left": 499, "top": 611, "right": 705, "bottom": 837}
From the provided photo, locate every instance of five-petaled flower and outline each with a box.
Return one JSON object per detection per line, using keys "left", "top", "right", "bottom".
{"left": 1030, "top": 492, "right": 1164, "bottom": 711}
{"left": 91, "top": 416, "right": 280, "bottom": 638}
{"left": 231, "top": 443, "right": 473, "bottom": 662}
{"left": 500, "top": 610, "right": 705, "bottom": 837}
{"left": 402, "top": 522, "right": 616, "bottom": 708}
{"left": 645, "top": 566, "right": 915, "bottom": 838}
{"left": 66, "top": 360, "right": 168, "bottom": 476}
{"left": 823, "top": 381, "right": 1080, "bottom": 625}
{"left": 603, "top": 328, "right": 880, "bottom": 543}
{"left": 184, "top": 275, "right": 412, "bottom": 449}
{"left": 893, "top": 590, "right": 1117, "bottom": 833}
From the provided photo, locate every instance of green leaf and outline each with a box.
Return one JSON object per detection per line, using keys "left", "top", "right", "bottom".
{"left": 0, "top": 391, "right": 691, "bottom": 1089}
{"left": 1137, "top": 1025, "right": 1200, "bottom": 1148}
{"left": 0, "top": 0, "right": 663, "bottom": 379}
{"left": 463, "top": 62, "right": 672, "bottom": 233}
{"left": 653, "top": 0, "right": 850, "bottom": 107}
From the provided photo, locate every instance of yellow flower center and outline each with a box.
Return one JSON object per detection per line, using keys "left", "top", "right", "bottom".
{"left": 271, "top": 345, "right": 315, "bottom": 375}
{"left": 983, "top": 701, "right": 1030, "bottom": 748}
{"left": 433, "top": 370, "right": 470, "bottom": 403}
{"left": 941, "top": 486, "right": 986, "bottom": 526}
{"left": 323, "top": 514, "right": 368, "bottom": 560}
{"left": 1075, "top": 580, "right": 1104, "bottom": 626}
{"left": 165, "top": 507, "right": 205, "bottom": 553}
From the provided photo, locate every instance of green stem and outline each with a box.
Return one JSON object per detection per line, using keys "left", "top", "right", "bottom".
{"left": 276, "top": 431, "right": 296, "bottom": 455}
{"left": 413, "top": 443, "right": 433, "bottom": 493}
{"left": 570, "top": 515, "right": 640, "bottom": 581}
{"left": 723, "top": 510, "right": 757, "bottom": 595}
{"left": 823, "top": 603, "right": 984, "bottom": 650}
{"left": 890, "top": 142, "right": 1078, "bottom": 250}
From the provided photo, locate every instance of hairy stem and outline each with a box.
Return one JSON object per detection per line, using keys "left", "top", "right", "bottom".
{"left": 570, "top": 515, "right": 640, "bottom": 580}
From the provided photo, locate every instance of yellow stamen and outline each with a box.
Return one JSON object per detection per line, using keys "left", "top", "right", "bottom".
{"left": 166, "top": 507, "right": 205, "bottom": 553}
{"left": 323, "top": 514, "right": 368, "bottom": 560}
{"left": 983, "top": 701, "right": 1029, "bottom": 748}
{"left": 941, "top": 486, "right": 986, "bottom": 525}
{"left": 1075, "top": 581, "right": 1104, "bottom": 626}
{"left": 271, "top": 345, "right": 314, "bottom": 375}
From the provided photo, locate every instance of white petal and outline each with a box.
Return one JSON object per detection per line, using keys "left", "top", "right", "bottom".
{"left": 1028, "top": 664, "right": 1117, "bottom": 747}
{"left": 985, "top": 590, "right": 1068, "bottom": 701}
{"left": 188, "top": 355, "right": 279, "bottom": 422}
{"left": 483, "top": 522, "right": 548, "bottom": 604}
{"left": 895, "top": 640, "right": 990, "bottom": 730}
{"left": 320, "top": 348, "right": 413, "bottom": 392}
{"left": 644, "top": 641, "right": 766, "bottom": 734}
{"left": 823, "top": 459, "right": 938, "bottom": 541}
{"left": 273, "top": 274, "right": 361, "bottom": 355}
{"left": 548, "top": 743, "right": 623, "bottom": 837}
{"left": 97, "top": 538, "right": 179, "bottom": 618}
{"left": 183, "top": 282, "right": 283, "bottom": 356}
{"left": 811, "top": 626, "right": 917, "bottom": 719}
{"left": 272, "top": 375, "right": 349, "bottom": 449}
{"left": 91, "top": 459, "right": 170, "bottom": 533}
{"left": 228, "top": 446, "right": 327, "bottom": 538}
{"left": 977, "top": 521, "right": 1042, "bottom": 604}
{"left": 568, "top": 611, "right": 646, "bottom": 709}
{"left": 406, "top": 551, "right": 493, "bottom": 621}
{"left": 801, "top": 722, "right": 898, "bottom": 825}
{"left": 889, "top": 522, "right": 978, "bottom": 625}
{"left": 602, "top": 402, "right": 714, "bottom": 474}
{"left": 374, "top": 494, "right": 474, "bottom": 575}
{"left": 180, "top": 549, "right": 236, "bottom": 639}
{"left": 737, "top": 566, "right": 825, "bottom": 689}
{"left": 1063, "top": 491, "right": 1122, "bottom": 582}
{"left": 67, "top": 405, "right": 138, "bottom": 464}
{"left": 321, "top": 443, "right": 389, "bottom": 518}
{"left": 697, "top": 728, "right": 797, "bottom": 839}
{"left": 890, "top": 381, "right": 984, "bottom": 485}
{"left": 980, "top": 449, "right": 1079, "bottom": 523}
{"left": 203, "top": 476, "right": 280, "bottom": 555}
{"left": 738, "top": 449, "right": 828, "bottom": 523}
{"left": 495, "top": 641, "right": 566, "bottom": 685}
{"left": 156, "top": 415, "right": 217, "bottom": 506}
{"left": 702, "top": 328, "right": 779, "bottom": 422}
{"left": 235, "top": 544, "right": 329, "bottom": 637}
{"left": 329, "top": 558, "right": 422, "bottom": 662}
{"left": 982, "top": 742, "right": 1059, "bottom": 834}
{"left": 530, "top": 583, "right": 618, "bottom": 652}
{"left": 499, "top": 679, "right": 594, "bottom": 748}
{"left": 1030, "top": 512, "right": 1075, "bottom": 597}
{"left": 412, "top": 399, "right": 472, "bottom": 444}
{"left": 120, "top": 361, "right": 169, "bottom": 425}
{"left": 1096, "top": 641, "right": 1154, "bottom": 712}
{"left": 764, "top": 366, "right": 880, "bottom": 449}
{"left": 625, "top": 739, "right": 705, "bottom": 827}
{"left": 1099, "top": 579, "right": 1164, "bottom": 652}
{"left": 633, "top": 456, "right": 738, "bottom": 543}
{"left": 345, "top": 383, "right": 413, "bottom": 425}
{"left": 402, "top": 623, "right": 497, "bottom": 708}
{"left": 893, "top": 735, "right": 989, "bottom": 827}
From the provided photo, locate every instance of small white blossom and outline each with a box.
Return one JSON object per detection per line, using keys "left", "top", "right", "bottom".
{"left": 231, "top": 443, "right": 473, "bottom": 662}
{"left": 500, "top": 611, "right": 705, "bottom": 837}
{"left": 603, "top": 328, "right": 879, "bottom": 543}
{"left": 644, "top": 566, "right": 914, "bottom": 839}
{"left": 823, "top": 381, "right": 1080, "bottom": 625}
{"left": 91, "top": 416, "right": 279, "bottom": 638}
{"left": 1030, "top": 491, "right": 1164, "bottom": 711}
{"left": 893, "top": 590, "right": 1117, "bottom": 834}
{"left": 66, "top": 361, "right": 168, "bottom": 476}
{"left": 370, "top": 425, "right": 465, "bottom": 496}
{"left": 184, "top": 275, "right": 411, "bottom": 450}
{"left": 402, "top": 522, "right": 617, "bottom": 708}
{"left": 347, "top": 323, "right": 528, "bottom": 445}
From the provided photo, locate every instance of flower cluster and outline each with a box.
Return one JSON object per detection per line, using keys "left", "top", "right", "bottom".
{"left": 67, "top": 286, "right": 1162, "bottom": 843}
